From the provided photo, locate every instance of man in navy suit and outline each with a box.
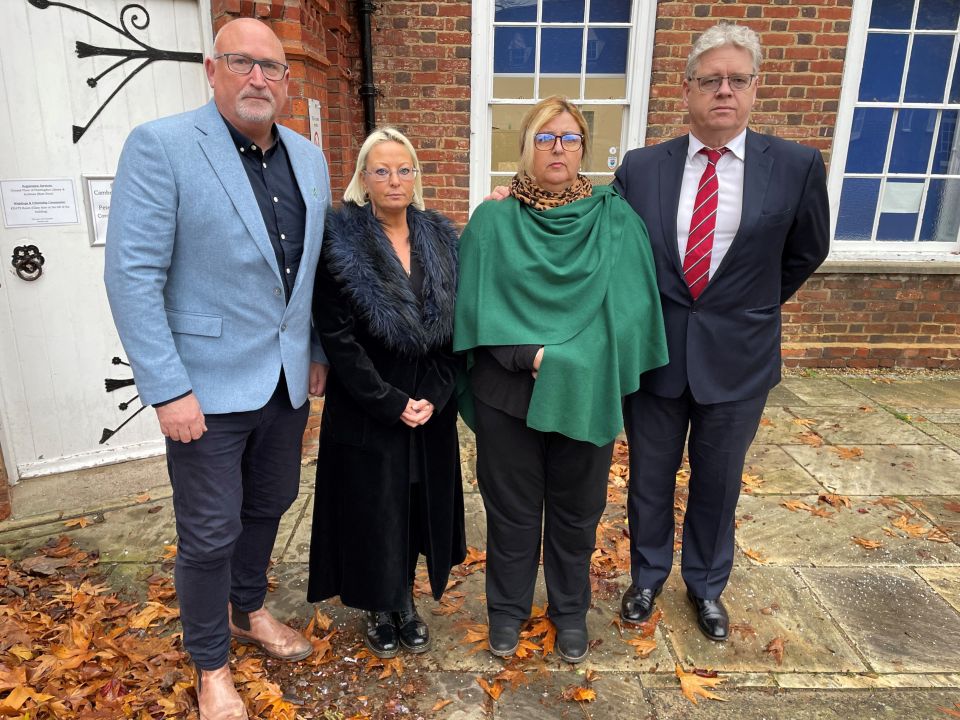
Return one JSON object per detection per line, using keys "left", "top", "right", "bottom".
{"left": 615, "top": 23, "right": 829, "bottom": 641}
{"left": 105, "top": 19, "right": 330, "bottom": 717}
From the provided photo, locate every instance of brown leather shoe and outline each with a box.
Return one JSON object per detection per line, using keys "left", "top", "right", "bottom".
{"left": 229, "top": 605, "right": 313, "bottom": 661}
{"left": 197, "top": 664, "right": 247, "bottom": 720}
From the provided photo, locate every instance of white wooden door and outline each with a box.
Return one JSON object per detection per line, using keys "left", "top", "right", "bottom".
{"left": 0, "top": 0, "right": 212, "bottom": 480}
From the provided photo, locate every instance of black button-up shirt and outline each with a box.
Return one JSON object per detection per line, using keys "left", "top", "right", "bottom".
{"left": 224, "top": 118, "right": 306, "bottom": 301}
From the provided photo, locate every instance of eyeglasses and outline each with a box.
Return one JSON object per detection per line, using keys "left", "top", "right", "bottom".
{"left": 690, "top": 73, "right": 756, "bottom": 94}
{"left": 215, "top": 53, "right": 289, "bottom": 81}
{"left": 533, "top": 133, "right": 584, "bottom": 152}
{"left": 363, "top": 167, "right": 419, "bottom": 182}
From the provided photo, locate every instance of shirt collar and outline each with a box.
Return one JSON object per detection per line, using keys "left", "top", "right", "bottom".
{"left": 221, "top": 115, "right": 279, "bottom": 156}
{"left": 687, "top": 128, "right": 747, "bottom": 162}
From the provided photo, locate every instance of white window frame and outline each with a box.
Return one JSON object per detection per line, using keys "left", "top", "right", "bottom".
{"left": 468, "top": 0, "right": 657, "bottom": 212}
{"left": 828, "top": 0, "right": 960, "bottom": 260}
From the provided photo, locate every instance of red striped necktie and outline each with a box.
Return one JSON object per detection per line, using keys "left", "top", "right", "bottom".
{"left": 683, "top": 146, "right": 728, "bottom": 299}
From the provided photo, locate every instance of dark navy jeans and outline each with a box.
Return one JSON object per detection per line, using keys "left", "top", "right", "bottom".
{"left": 165, "top": 377, "right": 309, "bottom": 669}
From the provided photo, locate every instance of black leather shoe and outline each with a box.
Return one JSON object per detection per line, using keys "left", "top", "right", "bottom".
{"left": 556, "top": 628, "right": 589, "bottom": 664}
{"left": 620, "top": 585, "right": 661, "bottom": 623}
{"left": 686, "top": 590, "right": 729, "bottom": 642}
{"left": 364, "top": 611, "right": 399, "bottom": 658}
{"left": 488, "top": 624, "right": 520, "bottom": 658}
{"left": 394, "top": 608, "right": 430, "bottom": 653}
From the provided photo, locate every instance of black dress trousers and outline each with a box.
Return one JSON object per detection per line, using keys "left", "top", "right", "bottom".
{"left": 474, "top": 398, "right": 612, "bottom": 631}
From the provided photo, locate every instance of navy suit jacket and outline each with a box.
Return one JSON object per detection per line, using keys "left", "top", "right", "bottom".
{"left": 613, "top": 129, "right": 829, "bottom": 404}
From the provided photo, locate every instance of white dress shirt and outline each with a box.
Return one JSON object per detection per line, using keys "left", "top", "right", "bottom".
{"left": 676, "top": 129, "right": 746, "bottom": 280}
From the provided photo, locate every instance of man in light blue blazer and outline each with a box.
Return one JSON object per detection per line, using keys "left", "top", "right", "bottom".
{"left": 105, "top": 18, "right": 329, "bottom": 718}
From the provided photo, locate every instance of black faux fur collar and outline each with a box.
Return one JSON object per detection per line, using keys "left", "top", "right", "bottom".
{"left": 322, "top": 202, "right": 459, "bottom": 356}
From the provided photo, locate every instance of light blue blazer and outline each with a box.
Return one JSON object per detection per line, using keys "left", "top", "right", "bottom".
{"left": 104, "top": 100, "right": 331, "bottom": 413}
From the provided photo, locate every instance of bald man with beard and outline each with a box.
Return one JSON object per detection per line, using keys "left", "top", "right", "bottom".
{"left": 105, "top": 19, "right": 331, "bottom": 717}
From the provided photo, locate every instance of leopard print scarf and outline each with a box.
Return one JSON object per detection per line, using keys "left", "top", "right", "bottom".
{"left": 511, "top": 173, "right": 593, "bottom": 211}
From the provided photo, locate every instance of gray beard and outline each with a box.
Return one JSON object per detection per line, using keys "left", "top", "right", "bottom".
{"left": 235, "top": 97, "right": 275, "bottom": 124}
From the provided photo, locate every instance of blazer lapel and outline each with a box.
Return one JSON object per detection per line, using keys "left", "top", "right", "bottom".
{"left": 708, "top": 129, "right": 773, "bottom": 288}
{"left": 194, "top": 101, "right": 280, "bottom": 282}
{"left": 659, "top": 136, "right": 688, "bottom": 279}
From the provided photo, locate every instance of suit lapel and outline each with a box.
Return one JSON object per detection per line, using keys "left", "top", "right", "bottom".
{"left": 194, "top": 101, "right": 281, "bottom": 282}
{"left": 707, "top": 129, "right": 772, "bottom": 289}
{"left": 277, "top": 126, "right": 318, "bottom": 300}
{"left": 659, "top": 136, "right": 688, "bottom": 279}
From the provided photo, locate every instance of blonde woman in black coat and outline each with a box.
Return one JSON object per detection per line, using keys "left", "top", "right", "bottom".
{"left": 307, "top": 128, "right": 465, "bottom": 658}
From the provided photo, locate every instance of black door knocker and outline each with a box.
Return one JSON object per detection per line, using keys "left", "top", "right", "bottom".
{"left": 12, "top": 245, "right": 45, "bottom": 281}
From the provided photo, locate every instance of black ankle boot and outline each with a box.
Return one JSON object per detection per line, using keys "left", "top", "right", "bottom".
{"left": 365, "top": 611, "right": 399, "bottom": 658}
{"left": 394, "top": 585, "right": 430, "bottom": 653}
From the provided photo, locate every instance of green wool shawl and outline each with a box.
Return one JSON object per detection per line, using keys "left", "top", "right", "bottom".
{"left": 453, "top": 184, "right": 668, "bottom": 446}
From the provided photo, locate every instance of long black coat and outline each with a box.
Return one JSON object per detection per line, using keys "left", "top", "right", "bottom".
{"left": 307, "top": 201, "right": 466, "bottom": 611}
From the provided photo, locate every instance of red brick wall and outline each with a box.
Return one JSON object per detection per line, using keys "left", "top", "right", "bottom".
{"left": 646, "top": 0, "right": 851, "bottom": 162}
{"left": 364, "top": 0, "right": 473, "bottom": 226}
{"left": 784, "top": 273, "right": 960, "bottom": 370}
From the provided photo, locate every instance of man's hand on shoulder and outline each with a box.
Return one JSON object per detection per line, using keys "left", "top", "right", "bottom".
{"left": 485, "top": 185, "right": 511, "bottom": 202}
{"left": 156, "top": 393, "right": 206, "bottom": 443}
{"left": 309, "top": 362, "right": 330, "bottom": 396}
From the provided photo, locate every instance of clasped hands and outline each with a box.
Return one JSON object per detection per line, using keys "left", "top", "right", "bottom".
{"left": 401, "top": 398, "right": 435, "bottom": 428}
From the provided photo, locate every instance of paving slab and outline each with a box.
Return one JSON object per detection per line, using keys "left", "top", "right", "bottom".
{"left": 801, "top": 568, "right": 960, "bottom": 674}
{"left": 775, "top": 672, "right": 960, "bottom": 689}
{"left": 783, "top": 444, "right": 960, "bottom": 496}
{"left": 0, "top": 499, "right": 177, "bottom": 563}
{"left": 915, "top": 567, "right": 960, "bottom": 613}
{"left": 273, "top": 494, "right": 310, "bottom": 561}
{"left": 766, "top": 383, "right": 805, "bottom": 406}
{"left": 794, "top": 406, "right": 939, "bottom": 445}
{"left": 655, "top": 567, "right": 865, "bottom": 673}
{"left": 780, "top": 377, "right": 873, "bottom": 407}
{"left": 735, "top": 495, "right": 960, "bottom": 567}
{"left": 492, "top": 671, "right": 650, "bottom": 720}
{"left": 421, "top": 672, "right": 490, "bottom": 719}
{"left": 906, "top": 495, "right": 960, "bottom": 542}
{"left": 645, "top": 688, "right": 960, "bottom": 719}
{"left": 752, "top": 407, "right": 814, "bottom": 445}
{"left": 843, "top": 378, "right": 960, "bottom": 409}
{"left": 742, "top": 446, "right": 823, "bottom": 495}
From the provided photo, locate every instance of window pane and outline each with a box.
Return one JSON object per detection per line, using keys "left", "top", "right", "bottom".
{"left": 579, "top": 104, "right": 623, "bottom": 173}
{"left": 920, "top": 179, "right": 960, "bottom": 240}
{"left": 586, "top": 28, "right": 628, "bottom": 73}
{"left": 590, "top": 0, "right": 630, "bottom": 23}
{"left": 541, "top": 76, "right": 581, "bottom": 97}
{"left": 836, "top": 178, "right": 882, "bottom": 240}
{"left": 859, "top": 33, "right": 909, "bottom": 101}
{"left": 889, "top": 109, "right": 938, "bottom": 173}
{"left": 543, "top": 0, "right": 584, "bottom": 22}
{"left": 494, "top": 75, "right": 535, "bottom": 99}
{"left": 950, "top": 60, "right": 960, "bottom": 103}
{"left": 845, "top": 108, "right": 894, "bottom": 173}
{"left": 491, "top": 105, "right": 529, "bottom": 173}
{"left": 870, "top": 0, "right": 915, "bottom": 29}
{"left": 541, "top": 28, "right": 582, "bottom": 73}
{"left": 495, "top": 27, "right": 536, "bottom": 74}
{"left": 917, "top": 0, "right": 960, "bottom": 29}
{"left": 933, "top": 110, "right": 959, "bottom": 174}
{"left": 495, "top": 0, "right": 536, "bottom": 22}
{"left": 904, "top": 34, "right": 953, "bottom": 102}
{"left": 877, "top": 179, "right": 924, "bottom": 240}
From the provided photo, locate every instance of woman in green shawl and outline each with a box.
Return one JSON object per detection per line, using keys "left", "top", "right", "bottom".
{"left": 454, "top": 97, "right": 668, "bottom": 663}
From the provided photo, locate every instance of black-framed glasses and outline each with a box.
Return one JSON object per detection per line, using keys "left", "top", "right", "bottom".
{"left": 215, "top": 53, "right": 289, "bottom": 81}
{"left": 363, "top": 167, "right": 419, "bottom": 182}
{"left": 690, "top": 73, "right": 756, "bottom": 93}
{"left": 533, "top": 133, "right": 584, "bottom": 152}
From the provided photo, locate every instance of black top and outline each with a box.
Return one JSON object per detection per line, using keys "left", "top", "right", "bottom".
{"left": 224, "top": 117, "right": 306, "bottom": 301}
{"left": 470, "top": 344, "right": 540, "bottom": 419}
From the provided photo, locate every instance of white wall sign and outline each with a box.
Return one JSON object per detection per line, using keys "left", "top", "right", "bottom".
{"left": 309, "top": 99, "right": 323, "bottom": 150}
{"left": 1, "top": 178, "right": 80, "bottom": 228}
{"left": 82, "top": 175, "right": 113, "bottom": 246}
